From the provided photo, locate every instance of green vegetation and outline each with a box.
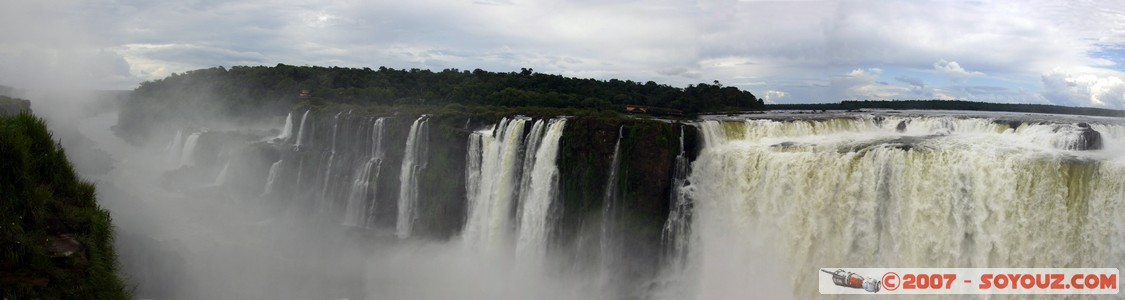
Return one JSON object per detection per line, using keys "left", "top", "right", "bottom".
{"left": 0, "top": 113, "right": 128, "bottom": 299}
{"left": 117, "top": 64, "right": 762, "bottom": 143}
{"left": 766, "top": 99, "right": 1125, "bottom": 117}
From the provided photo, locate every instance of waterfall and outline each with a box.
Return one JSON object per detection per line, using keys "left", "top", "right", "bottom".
{"left": 213, "top": 160, "right": 232, "bottom": 186}
{"left": 516, "top": 120, "right": 547, "bottom": 225}
{"left": 166, "top": 129, "right": 184, "bottom": 164}
{"left": 514, "top": 118, "right": 567, "bottom": 262}
{"left": 318, "top": 112, "right": 343, "bottom": 215}
{"left": 294, "top": 110, "right": 310, "bottom": 148}
{"left": 598, "top": 126, "right": 624, "bottom": 289}
{"left": 274, "top": 112, "right": 294, "bottom": 141}
{"left": 179, "top": 131, "right": 202, "bottom": 167}
{"left": 684, "top": 117, "right": 1125, "bottom": 299}
{"left": 462, "top": 117, "right": 529, "bottom": 250}
{"left": 662, "top": 125, "right": 692, "bottom": 269}
{"left": 396, "top": 115, "right": 430, "bottom": 238}
{"left": 261, "top": 160, "right": 282, "bottom": 196}
{"left": 343, "top": 118, "right": 386, "bottom": 228}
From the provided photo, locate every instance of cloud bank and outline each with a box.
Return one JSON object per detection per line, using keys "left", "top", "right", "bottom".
{"left": 1, "top": 0, "right": 1124, "bottom": 107}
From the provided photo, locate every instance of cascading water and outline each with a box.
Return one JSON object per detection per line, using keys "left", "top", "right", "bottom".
{"left": 166, "top": 129, "right": 184, "bottom": 164}
{"left": 180, "top": 131, "right": 202, "bottom": 167}
{"left": 515, "top": 118, "right": 567, "bottom": 262}
{"left": 396, "top": 115, "right": 430, "bottom": 238}
{"left": 318, "top": 112, "right": 344, "bottom": 214}
{"left": 662, "top": 126, "right": 692, "bottom": 269}
{"left": 343, "top": 118, "right": 386, "bottom": 228}
{"left": 213, "top": 160, "right": 231, "bottom": 186}
{"left": 274, "top": 111, "right": 294, "bottom": 141}
{"left": 682, "top": 115, "right": 1125, "bottom": 299}
{"left": 294, "top": 109, "right": 310, "bottom": 148}
{"left": 462, "top": 117, "right": 529, "bottom": 251}
{"left": 516, "top": 120, "right": 547, "bottom": 229}
{"left": 261, "top": 160, "right": 282, "bottom": 196}
{"left": 598, "top": 126, "right": 624, "bottom": 290}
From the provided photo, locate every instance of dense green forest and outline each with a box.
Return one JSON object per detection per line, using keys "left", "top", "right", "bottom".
{"left": 0, "top": 113, "right": 128, "bottom": 299}
{"left": 117, "top": 64, "right": 762, "bottom": 143}
{"left": 766, "top": 99, "right": 1125, "bottom": 117}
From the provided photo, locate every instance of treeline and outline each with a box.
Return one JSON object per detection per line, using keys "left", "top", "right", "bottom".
{"left": 767, "top": 100, "right": 1125, "bottom": 117}
{"left": 134, "top": 64, "right": 761, "bottom": 113}
{"left": 117, "top": 64, "right": 761, "bottom": 143}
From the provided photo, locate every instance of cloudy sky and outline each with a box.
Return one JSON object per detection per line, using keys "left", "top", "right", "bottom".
{"left": 2, "top": 0, "right": 1124, "bottom": 107}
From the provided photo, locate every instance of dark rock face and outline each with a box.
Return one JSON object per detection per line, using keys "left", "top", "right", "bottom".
{"left": 47, "top": 234, "right": 89, "bottom": 268}
{"left": 895, "top": 120, "right": 908, "bottom": 132}
{"left": 1076, "top": 123, "right": 1103, "bottom": 151}
{"left": 1053, "top": 123, "right": 1104, "bottom": 151}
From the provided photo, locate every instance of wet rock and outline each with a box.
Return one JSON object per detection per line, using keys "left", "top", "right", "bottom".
{"left": 1055, "top": 123, "right": 1103, "bottom": 151}
{"left": 47, "top": 234, "right": 89, "bottom": 268}
{"left": 1076, "top": 124, "right": 1103, "bottom": 150}
{"left": 895, "top": 120, "right": 908, "bottom": 132}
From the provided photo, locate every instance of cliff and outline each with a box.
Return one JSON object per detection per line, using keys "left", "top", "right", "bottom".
{"left": 0, "top": 95, "right": 31, "bottom": 115}
{"left": 0, "top": 113, "right": 128, "bottom": 298}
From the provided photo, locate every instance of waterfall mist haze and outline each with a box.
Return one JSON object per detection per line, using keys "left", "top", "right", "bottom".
{"left": 7, "top": 59, "right": 1125, "bottom": 299}
{"left": 14, "top": 84, "right": 1125, "bottom": 299}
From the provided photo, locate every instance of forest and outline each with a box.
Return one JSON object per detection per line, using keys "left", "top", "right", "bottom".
{"left": 133, "top": 64, "right": 762, "bottom": 113}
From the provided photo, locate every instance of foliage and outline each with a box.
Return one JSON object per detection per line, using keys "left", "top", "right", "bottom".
{"left": 0, "top": 113, "right": 128, "bottom": 299}
{"left": 116, "top": 65, "right": 763, "bottom": 143}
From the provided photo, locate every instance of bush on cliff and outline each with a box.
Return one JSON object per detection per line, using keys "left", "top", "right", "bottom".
{"left": 0, "top": 113, "right": 128, "bottom": 299}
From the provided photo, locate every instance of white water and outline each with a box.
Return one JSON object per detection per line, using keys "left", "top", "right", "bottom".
{"left": 166, "top": 129, "right": 184, "bottom": 164}
{"left": 462, "top": 117, "right": 529, "bottom": 251}
{"left": 516, "top": 120, "right": 547, "bottom": 230}
{"left": 683, "top": 116, "right": 1125, "bottom": 299}
{"left": 274, "top": 112, "right": 294, "bottom": 141}
{"left": 515, "top": 118, "right": 567, "bottom": 262}
{"left": 213, "top": 160, "right": 231, "bottom": 186}
{"left": 662, "top": 126, "right": 692, "bottom": 269}
{"left": 343, "top": 118, "right": 386, "bottom": 228}
{"left": 261, "top": 159, "right": 282, "bottom": 196}
{"left": 318, "top": 112, "right": 343, "bottom": 215}
{"left": 179, "top": 131, "right": 202, "bottom": 167}
{"left": 598, "top": 126, "right": 624, "bottom": 290}
{"left": 396, "top": 115, "right": 430, "bottom": 238}
{"left": 294, "top": 110, "right": 310, "bottom": 148}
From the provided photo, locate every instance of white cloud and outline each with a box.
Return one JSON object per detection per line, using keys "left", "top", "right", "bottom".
{"left": 3, "top": 0, "right": 1125, "bottom": 108}
{"left": 933, "top": 59, "right": 984, "bottom": 82}
{"left": 1041, "top": 70, "right": 1125, "bottom": 108}
{"left": 761, "top": 90, "right": 786, "bottom": 104}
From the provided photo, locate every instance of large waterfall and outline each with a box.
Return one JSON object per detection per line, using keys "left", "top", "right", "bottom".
{"left": 342, "top": 118, "right": 387, "bottom": 228}
{"left": 462, "top": 117, "right": 530, "bottom": 251}
{"left": 396, "top": 115, "right": 430, "bottom": 238}
{"left": 683, "top": 115, "right": 1125, "bottom": 298}
{"left": 138, "top": 108, "right": 1123, "bottom": 299}
{"left": 515, "top": 118, "right": 566, "bottom": 261}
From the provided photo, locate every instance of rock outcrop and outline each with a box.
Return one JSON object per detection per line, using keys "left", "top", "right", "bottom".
{"left": 0, "top": 95, "right": 31, "bottom": 115}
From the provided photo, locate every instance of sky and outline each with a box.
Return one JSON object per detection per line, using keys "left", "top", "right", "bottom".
{"left": 2, "top": 0, "right": 1124, "bottom": 107}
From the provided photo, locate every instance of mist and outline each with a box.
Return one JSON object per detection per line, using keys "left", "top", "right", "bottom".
{"left": 4, "top": 81, "right": 633, "bottom": 299}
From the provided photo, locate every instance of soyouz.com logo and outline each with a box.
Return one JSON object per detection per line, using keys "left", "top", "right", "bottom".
{"left": 819, "top": 268, "right": 1119, "bottom": 295}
